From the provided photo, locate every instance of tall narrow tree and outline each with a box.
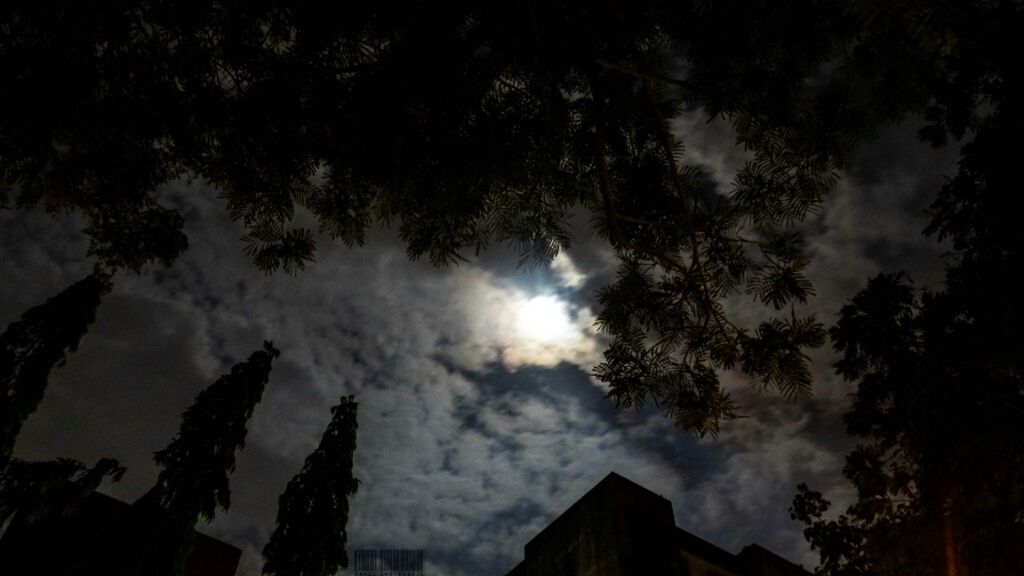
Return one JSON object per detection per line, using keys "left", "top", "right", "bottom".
{"left": 135, "top": 341, "right": 279, "bottom": 575}
{"left": 262, "top": 395, "right": 359, "bottom": 576}
{"left": 0, "top": 270, "right": 112, "bottom": 468}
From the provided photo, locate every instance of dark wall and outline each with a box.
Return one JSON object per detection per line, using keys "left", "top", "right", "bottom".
{"left": 0, "top": 492, "right": 240, "bottom": 576}
{"left": 505, "top": 472, "right": 812, "bottom": 576}
{"left": 515, "top": 473, "right": 682, "bottom": 576}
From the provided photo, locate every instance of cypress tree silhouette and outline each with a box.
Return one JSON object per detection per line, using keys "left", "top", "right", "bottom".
{"left": 135, "top": 341, "right": 280, "bottom": 576}
{"left": 262, "top": 395, "right": 359, "bottom": 576}
{"left": 0, "top": 270, "right": 112, "bottom": 469}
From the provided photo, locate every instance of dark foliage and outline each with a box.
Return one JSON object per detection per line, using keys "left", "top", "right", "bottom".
{"left": 139, "top": 341, "right": 279, "bottom": 525}
{"left": 0, "top": 270, "right": 112, "bottom": 468}
{"left": 0, "top": 0, "right": 878, "bottom": 434}
{"left": 0, "top": 457, "right": 125, "bottom": 528}
{"left": 262, "top": 395, "right": 359, "bottom": 576}
{"left": 1, "top": 3, "right": 1016, "bottom": 438}
{"left": 135, "top": 341, "right": 279, "bottom": 576}
{"left": 791, "top": 12, "right": 1024, "bottom": 568}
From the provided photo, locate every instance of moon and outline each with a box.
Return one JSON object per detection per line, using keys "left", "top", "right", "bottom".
{"left": 515, "top": 295, "right": 575, "bottom": 344}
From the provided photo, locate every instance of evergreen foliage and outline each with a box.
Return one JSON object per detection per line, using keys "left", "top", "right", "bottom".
{"left": 138, "top": 341, "right": 280, "bottom": 528}
{"left": 792, "top": 268, "right": 1024, "bottom": 575}
{"left": 0, "top": 270, "right": 112, "bottom": 468}
{"left": 262, "top": 395, "right": 359, "bottom": 576}
{"left": 134, "top": 341, "right": 278, "bottom": 576}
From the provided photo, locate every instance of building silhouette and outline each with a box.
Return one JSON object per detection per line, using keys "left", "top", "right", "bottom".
{"left": 0, "top": 492, "right": 240, "bottom": 575}
{"left": 505, "top": 472, "right": 811, "bottom": 576}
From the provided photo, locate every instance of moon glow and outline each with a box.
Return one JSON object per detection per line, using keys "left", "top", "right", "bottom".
{"left": 515, "top": 295, "right": 575, "bottom": 344}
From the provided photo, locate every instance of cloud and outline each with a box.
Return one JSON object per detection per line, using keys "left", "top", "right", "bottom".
{"left": 2, "top": 183, "right": 615, "bottom": 575}
{"left": 550, "top": 251, "right": 587, "bottom": 289}
{"left": 673, "top": 109, "right": 754, "bottom": 193}
{"left": 0, "top": 115, "right": 961, "bottom": 576}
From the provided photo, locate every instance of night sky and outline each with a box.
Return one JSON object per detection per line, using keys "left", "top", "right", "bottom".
{"left": 1, "top": 114, "right": 958, "bottom": 575}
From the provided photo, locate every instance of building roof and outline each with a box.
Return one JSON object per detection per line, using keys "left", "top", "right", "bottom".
{"left": 505, "top": 471, "right": 811, "bottom": 576}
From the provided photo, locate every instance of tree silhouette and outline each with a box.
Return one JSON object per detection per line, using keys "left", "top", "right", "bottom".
{"left": 791, "top": 57, "right": 1024, "bottom": 574}
{"left": 0, "top": 457, "right": 125, "bottom": 528}
{"left": 135, "top": 341, "right": 280, "bottom": 575}
{"left": 262, "top": 395, "right": 359, "bottom": 576}
{"left": 0, "top": 270, "right": 112, "bottom": 469}
{"left": 792, "top": 274, "right": 1024, "bottom": 575}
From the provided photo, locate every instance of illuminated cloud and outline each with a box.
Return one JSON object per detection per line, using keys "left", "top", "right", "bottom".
{"left": 550, "top": 251, "right": 587, "bottom": 289}
{"left": 449, "top": 268, "right": 602, "bottom": 371}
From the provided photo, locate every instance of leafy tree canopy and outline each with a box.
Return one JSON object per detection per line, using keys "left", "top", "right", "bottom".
{"left": 791, "top": 66, "right": 1024, "bottom": 574}
{"left": 1, "top": 0, "right": 1017, "bottom": 434}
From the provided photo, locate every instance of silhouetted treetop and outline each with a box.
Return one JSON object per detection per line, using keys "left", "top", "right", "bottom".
{"left": 0, "top": 270, "right": 112, "bottom": 468}
{"left": 138, "top": 341, "right": 279, "bottom": 527}
{"left": 262, "top": 394, "right": 359, "bottom": 576}
{"left": 132, "top": 341, "right": 278, "bottom": 576}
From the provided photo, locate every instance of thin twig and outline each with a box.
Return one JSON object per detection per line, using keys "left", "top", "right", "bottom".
{"left": 632, "top": 55, "right": 742, "bottom": 347}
